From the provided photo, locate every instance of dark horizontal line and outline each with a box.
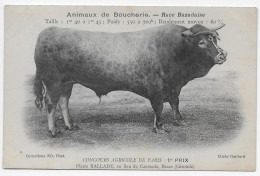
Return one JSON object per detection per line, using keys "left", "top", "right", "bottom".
{"left": 153, "top": 14, "right": 159, "bottom": 16}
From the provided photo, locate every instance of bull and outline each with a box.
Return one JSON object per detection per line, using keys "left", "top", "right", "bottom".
{"left": 34, "top": 24, "right": 227, "bottom": 137}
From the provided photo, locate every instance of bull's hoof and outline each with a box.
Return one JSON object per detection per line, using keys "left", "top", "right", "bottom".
{"left": 65, "top": 123, "right": 79, "bottom": 131}
{"left": 162, "top": 127, "right": 170, "bottom": 133}
{"left": 174, "top": 120, "right": 187, "bottom": 126}
{"left": 156, "top": 123, "right": 170, "bottom": 133}
{"left": 152, "top": 126, "right": 170, "bottom": 133}
{"left": 152, "top": 127, "right": 158, "bottom": 134}
{"left": 49, "top": 129, "right": 62, "bottom": 138}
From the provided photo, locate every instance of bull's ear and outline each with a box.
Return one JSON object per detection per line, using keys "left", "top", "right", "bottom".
{"left": 181, "top": 30, "right": 193, "bottom": 37}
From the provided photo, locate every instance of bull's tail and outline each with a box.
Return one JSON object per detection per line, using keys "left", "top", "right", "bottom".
{"left": 33, "top": 71, "right": 45, "bottom": 110}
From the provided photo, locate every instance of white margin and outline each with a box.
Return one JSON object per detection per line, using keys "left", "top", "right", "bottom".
{"left": 0, "top": 0, "right": 259, "bottom": 176}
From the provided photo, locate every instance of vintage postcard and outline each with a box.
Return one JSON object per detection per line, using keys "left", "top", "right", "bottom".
{"left": 3, "top": 6, "right": 257, "bottom": 170}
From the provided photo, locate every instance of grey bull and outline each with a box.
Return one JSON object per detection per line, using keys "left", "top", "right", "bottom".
{"left": 34, "top": 24, "right": 227, "bottom": 137}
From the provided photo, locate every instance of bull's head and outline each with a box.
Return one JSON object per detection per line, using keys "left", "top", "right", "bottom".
{"left": 181, "top": 23, "right": 227, "bottom": 65}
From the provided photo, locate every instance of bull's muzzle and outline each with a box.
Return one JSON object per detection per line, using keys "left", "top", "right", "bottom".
{"left": 215, "top": 48, "right": 227, "bottom": 64}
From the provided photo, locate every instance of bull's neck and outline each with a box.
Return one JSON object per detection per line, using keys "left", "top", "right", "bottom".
{"left": 180, "top": 58, "right": 214, "bottom": 80}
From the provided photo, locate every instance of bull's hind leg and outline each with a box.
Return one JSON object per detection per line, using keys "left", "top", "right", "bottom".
{"left": 150, "top": 98, "right": 169, "bottom": 133}
{"left": 58, "top": 84, "right": 78, "bottom": 130}
{"left": 44, "top": 81, "right": 62, "bottom": 137}
{"left": 46, "top": 101, "right": 60, "bottom": 137}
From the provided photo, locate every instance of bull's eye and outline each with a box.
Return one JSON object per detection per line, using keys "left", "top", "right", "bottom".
{"left": 198, "top": 40, "right": 207, "bottom": 48}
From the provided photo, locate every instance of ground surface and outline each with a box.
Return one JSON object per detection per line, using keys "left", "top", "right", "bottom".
{"left": 24, "top": 71, "right": 243, "bottom": 150}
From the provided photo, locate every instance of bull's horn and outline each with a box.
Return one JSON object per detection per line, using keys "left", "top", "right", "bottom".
{"left": 182, "top": 30, "right": 193, "bottom": 37}
{"left": 193, "top": 31, "right": 215, "bottom": 36}
{"left": 209, "top": 23, "right": 225, "bottom": 31}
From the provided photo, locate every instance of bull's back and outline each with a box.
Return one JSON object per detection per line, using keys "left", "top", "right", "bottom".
{"left": 36, "top": 27, "right": 153, "bottom": 59}
{"left": 34, "top": 25, "right": 186, "bottom": 93}
{"left": 35, "top": 25, "right": 185, "bottom": 64}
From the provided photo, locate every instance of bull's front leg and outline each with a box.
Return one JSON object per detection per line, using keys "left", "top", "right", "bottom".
{"left": 149, "top": 97, "right": 169, "bottom": 133}
{"left": 169, "top": 93, "right": 187, "bottom": 126}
